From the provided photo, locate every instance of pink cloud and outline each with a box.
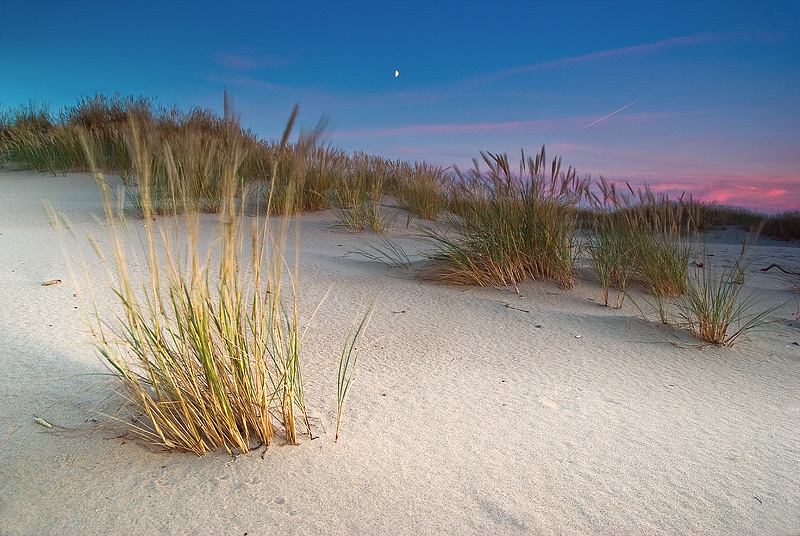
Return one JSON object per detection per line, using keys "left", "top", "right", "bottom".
{"left": 614, "top": 175, "right": 799, "bottom": 213}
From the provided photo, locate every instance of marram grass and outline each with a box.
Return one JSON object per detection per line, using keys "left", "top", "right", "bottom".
{"left": 336, "top": 302, "right": 374, "bottom": 442}
{"left": 588, "top": 178, "right": 697, "bottom": 320}
{"left": 423, "top": 148, "right": 586, "bottom": 290}
{"left": 676, "top": 257, "right": 777, "bottom": 346}
{"left": 4, "top": 93, "right": 798, "bottom": 241}
{"left": 50, "top": 106, "right": 371, "bottom": 454}
{"left": 333, "top": 152, "right": 394, "bottom": 233}
{"left": 392, "top": 161, "right": 449, "bottom": 222}
{"left": 95, "top": 115, "right": 301, "bottom": 453}
{"left": 585, "top": 212, "right": 637, "bottom": 308}
{"left": 14, "top": 93, "right": 790, "bottom": 352}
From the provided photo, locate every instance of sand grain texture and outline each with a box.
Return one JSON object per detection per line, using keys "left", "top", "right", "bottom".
{"left": 1, "top": 171, "right": 798, "bottom": 535}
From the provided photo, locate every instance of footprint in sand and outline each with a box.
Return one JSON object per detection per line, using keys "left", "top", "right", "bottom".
{"left": 540, "top": 397, "right": 559, "bottom": 409}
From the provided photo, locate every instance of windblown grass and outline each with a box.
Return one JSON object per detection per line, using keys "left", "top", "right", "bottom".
{"left": 346, "top": 238, "right": 413, "bottom": 269}
{"left": 761, "top": 262, "right": 800, "bottom": 320}
{"left": 249, "top": 116, "right": 348, "bottom": 215}
{"left": 0, "top": 101, "right": 83, "bottom": 174}
{"left": 424, "top": 147, "right": 587, "bottom": 290}
{"left": 585, "top": 213, "right": 636, "bottom": 308}
{"left": 676, "top": 256, "right": 777, "bottom": 346}
{"left": 392, "top": 161, "right": 449, "bottom": 223}
{"left": 47, "top": 105, "right": 372, "bottom": 454}
{"left": 333, "top": 152, "right": 394, "bottom": 233}
{"left": 690, "top": 201, "right": 766, "bottom": 232}
{"left": 688, "top": 203, "right": 799, "bottom": 242}
{"left": 5, "top": 92, "right": 797, "bottom": 241}
{"left": 7, "top": 92, "right": 794, "bottom": 353}
{"left": 762, "top": 211, "right": 800, "bottom": 242}
{"left": 588, "top": 179, "right": 698, "bottom": 321}
{"left": 91, "top": 111, "right": 303, "bottom": 453}
{"left": 592, "top": 191, "right": 784, "bottom": 345}
{"left": 778, "top": 264, "right": 800, "bottom": 292}
{"left": 336, "top": 302, "right": 374, "bottom": 442}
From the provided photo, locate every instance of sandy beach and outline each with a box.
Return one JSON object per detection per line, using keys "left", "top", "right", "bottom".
{"left": 1, "top": 170, "right": 799, "bottom": 535}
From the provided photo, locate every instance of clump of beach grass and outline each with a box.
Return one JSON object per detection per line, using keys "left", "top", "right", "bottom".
{"left": 762, "top": 210, "right": 800, "bottom": 242}
{"left": 91, "top": 110, "right": 303, "bottom": 453}
{"left": 392, "top": 161, "right": 450, "bottom": 223}
{"left": 300, "top": 144, "right": 349, "bottom": 212}
{"left": 249, "top": 115, "right": 349, "bottom": 215}
{"left": 676, "top": 255, "right": 777, "bottom": 346}
{"left": 585, "top": 211, "right": 636, "bottom": 308}
{"left": 0, "top": 101, "right": 84, "bottom": 174}
{"left": 5, "top": 93, "right": 799, "bottom": 241}
{"left": 586, "top": 185, "right": 779, "bottom": 345}
{"left": 124, "top": 94, "right": 266, "bottom": 216}
{"left": 624, "top": 187, "right": 696, "bottom": 296}
{"left": 424, "top": 147, "right": 587, "bottom": 290}
{"left": 589, "top": 180, "right": 698, "bottom": 321}
{"left": 49, "top": 105, "right": 371, "bottom": 454}
{"left": 346, "top": 238, "right": 413, "bottom": 269}
{"left": 333, "top": 152, "right": 394, "bottom": 233}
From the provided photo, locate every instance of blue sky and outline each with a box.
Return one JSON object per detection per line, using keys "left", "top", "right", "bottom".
{"left": 2, "top": 1, "right": 799, "bottom": 211}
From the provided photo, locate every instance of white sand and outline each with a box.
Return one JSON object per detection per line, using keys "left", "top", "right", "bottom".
{"left": 1, "top": 171, "right": 799, "bottom": 535}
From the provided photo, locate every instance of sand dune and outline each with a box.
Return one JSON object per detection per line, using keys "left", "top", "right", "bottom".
{"left": 1, "top": 171, "right": 798, "bottom": 535}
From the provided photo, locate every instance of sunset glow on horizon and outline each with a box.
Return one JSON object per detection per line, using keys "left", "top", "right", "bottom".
{"left": 2, "top": 1, "right": 798, "bottom": 212}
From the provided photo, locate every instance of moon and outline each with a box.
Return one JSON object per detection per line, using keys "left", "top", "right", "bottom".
{"left": 394, "top": 70, "right": 399, "bottom": 77}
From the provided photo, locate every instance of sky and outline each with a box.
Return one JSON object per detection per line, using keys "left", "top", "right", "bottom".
{"left": 2, "top": 1, "right": 799, "bottom": 212}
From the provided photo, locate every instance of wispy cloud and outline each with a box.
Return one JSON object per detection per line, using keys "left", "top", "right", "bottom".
{"left": 208, "top": 71, "right": 461, "bottom": 111}
{"left": 210, "top": 75, "right": 296, "bottom": 92}
{"left": 212, "top": 51, "right": 290, "bottom": 70}
{"left": 335, "top": 109, "right": 673, "bottom": 140}
{"left": 213, "top": 31, "right": 732, "bottom": 112}
{"left": 463, "top": 31, "right": 731, "bottom": 87}
{"left": 335, "top": 117, "right": 584, "bottom": 139}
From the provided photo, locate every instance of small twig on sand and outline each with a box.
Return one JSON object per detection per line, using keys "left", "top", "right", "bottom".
{"left": 761, "top": 264, "right": 797, "bottom": 275}
{"left": 504, "top": 303, "right": 530, "bottom": 313}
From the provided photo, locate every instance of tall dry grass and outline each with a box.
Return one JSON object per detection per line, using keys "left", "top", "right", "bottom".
{"left": 424, "top": 147, "right": 588, "bottom": 289}
{"left": 333, "top": 152, "right": 394, "bottom": 233}
{"left": 47, "top": 105, "right": 371, "bottom": 454}
{"left": 676, "top": 256, "right": 777, "bottom": 346}
{"left": 8, "top": 93, "right": 791, "bottom": 352}
{"left": 391, "top": 161, "right": 450, "bottom": 223}
{"left": 587, "top": 179, "right": 698, "bottom": 321}
{"left": 5, "top": 92, "right": 797, "bottom": 240}
{"left": 585, "top": 212, "right": 637, "bottom": 308}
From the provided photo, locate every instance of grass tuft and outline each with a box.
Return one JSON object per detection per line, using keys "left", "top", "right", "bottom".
{"left": 47, "top": 104, "right": 372, "bottom": 453}
{"left": 90, "top": 109, "right": 301, "bottom": 453}
{"left": 392, "top": 161, "right": 449, "bottom": 222}
{"left": 585, "top": 213, "right": 636, "bottom": 308}
{"left": 423, "top": 147, "right": 586, "bottom": 290}
{"left": 676, "top": 257, "right": 777, "bottom": 346}
{"left": 336, "top": 302, "right": 374, "bottom": 442}
{"left": 588, "top": 178, "right": 698, "bottom": 321}
{"left": 333, "top": 153, "right": 394, "bottom": 233}
{"left": 346, "top": 238, "right": 413, "bottom": 269}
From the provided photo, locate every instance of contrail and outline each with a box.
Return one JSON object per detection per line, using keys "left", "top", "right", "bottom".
{"left": 584, "top": 98, "right": 642, "bottom": 129}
